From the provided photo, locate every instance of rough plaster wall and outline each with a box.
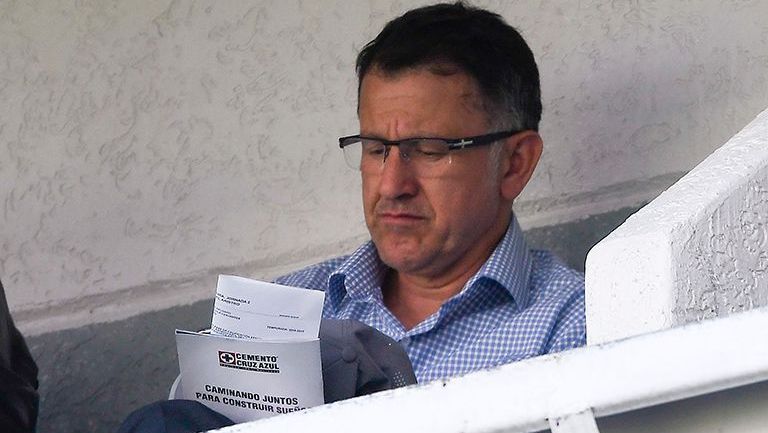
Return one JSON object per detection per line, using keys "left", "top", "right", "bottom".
{"left": 676, "top": 144, "right": 768, "bottom": 322}
{"left": 1, "top": 0, "right": 768, "bottom": 335}
{"left": 586, "top": 107, "right": 768, "bottom": 344}
{"left": 1, "top": 0, "right": 368, "bottom": 330}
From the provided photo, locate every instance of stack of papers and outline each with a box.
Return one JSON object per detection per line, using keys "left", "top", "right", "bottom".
{"left": 175, "top": 275, "right": 326, "bottom": 423}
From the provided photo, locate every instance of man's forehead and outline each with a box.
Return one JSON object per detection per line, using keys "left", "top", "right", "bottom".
{"left": 360, "top": 66, "right": 485, "bottom": 109}
{"left": 357, "top": 67, "right": 492, "bottom": 137}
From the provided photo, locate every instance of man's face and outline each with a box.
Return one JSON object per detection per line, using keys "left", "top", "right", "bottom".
{"left": 359, "top": 68, "right": 512, "bottom": 280}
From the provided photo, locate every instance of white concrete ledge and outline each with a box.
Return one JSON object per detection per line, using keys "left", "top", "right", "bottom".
{"left": 210, "top": 307, "right": 768, "bottom": 433}
{"left": 586, "top": 107, "right": 768, "bottom": 344}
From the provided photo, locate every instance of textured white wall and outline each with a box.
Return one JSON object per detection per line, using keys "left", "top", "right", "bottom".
{"left": 2, "top": 0, "right": 767, "bottom": 335}
{"left": 586, "top": 107, "right": 768, "bottom": 345}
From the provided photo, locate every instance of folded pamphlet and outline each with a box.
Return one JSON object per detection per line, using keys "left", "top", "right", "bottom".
{"left": 175, "top": 275, "right": 325, "bottom": 423}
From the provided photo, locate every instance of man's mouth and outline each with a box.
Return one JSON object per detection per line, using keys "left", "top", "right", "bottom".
{"left": 377, "top": 212, "right": 426, "bottom": 225}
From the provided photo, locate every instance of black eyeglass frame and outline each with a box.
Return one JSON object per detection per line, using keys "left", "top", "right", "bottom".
{"left": 338, "top": 129, "right": 524, "bottom": 151}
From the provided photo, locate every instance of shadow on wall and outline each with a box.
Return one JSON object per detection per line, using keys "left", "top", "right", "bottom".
{"left": 525, "top": 204, "right": 644, "bottom": 272}
{"left": 28, "top": 300, "right": 214, "bottom": 433}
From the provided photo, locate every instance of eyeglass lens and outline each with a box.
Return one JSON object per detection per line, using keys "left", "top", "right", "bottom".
{"left": 342, "top": 139, "right": 453, "bottom": 176}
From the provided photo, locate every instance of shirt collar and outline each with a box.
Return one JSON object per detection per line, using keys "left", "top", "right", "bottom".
{"left": 459, "top": 215, "right": 533, "bottom": 310}
{"left": 327, "top": 240, "right": 387, "bottom": 307}
{"left": 326, "top": 215, "right": 533, "bottom": 312}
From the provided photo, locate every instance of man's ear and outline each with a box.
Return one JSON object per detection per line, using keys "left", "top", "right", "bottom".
{"left": 499, "top": 131, "right": 543, "bottom": 201}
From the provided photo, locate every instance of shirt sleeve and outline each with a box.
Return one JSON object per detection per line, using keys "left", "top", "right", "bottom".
{"left": 545, "top": 287, "right": 587, "bottom": 353}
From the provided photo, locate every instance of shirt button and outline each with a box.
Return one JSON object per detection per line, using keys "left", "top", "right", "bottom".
{"left": 399, "top": 337, "right": 411, "bottom": 348}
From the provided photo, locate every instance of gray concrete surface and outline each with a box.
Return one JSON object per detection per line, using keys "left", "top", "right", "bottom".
{"left": 28, "top": 300, "right": 213, "bottom": 433}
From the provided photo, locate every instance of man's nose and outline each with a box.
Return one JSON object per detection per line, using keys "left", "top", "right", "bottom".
{"left": 377, "top": 146, "right": 419, "bottom": 199}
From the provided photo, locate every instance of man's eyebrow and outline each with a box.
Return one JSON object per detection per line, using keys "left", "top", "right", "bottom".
{"left": 359, "top": 132, "right": 448, "bottom": 139}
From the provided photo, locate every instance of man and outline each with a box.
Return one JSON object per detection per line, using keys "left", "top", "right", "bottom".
{"left": 116, "top": 3, "right": 583, "bottom": 430}
{"left": 276, "top": 2, "right": 585, "bottom": 383}
{"left": 120, "top": 3, "right": 586, "bottom": 432}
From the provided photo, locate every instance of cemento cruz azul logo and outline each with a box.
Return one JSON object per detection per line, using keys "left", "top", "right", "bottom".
{"left": 217, "top": 350, "right": 280, "bottom": 373}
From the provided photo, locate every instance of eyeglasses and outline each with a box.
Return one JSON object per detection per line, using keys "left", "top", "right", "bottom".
{"left": 338, "top": 130, "right": 522, "bottom": 177}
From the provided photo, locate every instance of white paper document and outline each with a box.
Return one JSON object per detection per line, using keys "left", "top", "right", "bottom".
{"left": 175, "top": 274, "right": 326, "bottom": 423}
{"left": 211, "top": 275, "right": 325, "bottom": 340}
{"left": 175, "top": 330, "right": 324, "bottom": 423}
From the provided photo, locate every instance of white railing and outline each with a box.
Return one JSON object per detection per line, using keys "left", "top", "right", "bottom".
{"left": 212, "top": 307, "right": 768, "bottom": 433}
{"left": 212, "top": 106, "right": 768, "bottom": 433}
{"left": 586, "top": 107, "right": 768, "bottom": 345}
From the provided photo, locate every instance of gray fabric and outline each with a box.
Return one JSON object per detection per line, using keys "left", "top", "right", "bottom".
{"left": 319, "top": 319, "right": 416, "bottom": 403}
{"left": 116, "top": 400, "right": 233, "bottom": 433}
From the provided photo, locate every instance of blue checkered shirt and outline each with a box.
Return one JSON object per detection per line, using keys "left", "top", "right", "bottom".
{"left": 275, "top": 216, "right": 586, "bottom": 383}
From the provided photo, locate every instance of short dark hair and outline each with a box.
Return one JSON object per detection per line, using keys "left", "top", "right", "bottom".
{"left": 356, "top": 2, "right": 542, "bottom": 131}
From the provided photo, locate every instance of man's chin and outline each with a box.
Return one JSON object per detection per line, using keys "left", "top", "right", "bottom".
{"left": 376, "top": 244, "right": 433, "bottom": 275}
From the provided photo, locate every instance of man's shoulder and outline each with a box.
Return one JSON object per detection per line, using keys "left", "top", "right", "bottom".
{"left": 528, "top": 249, "right": 585, "bottom": 295}
{"left": 273, "top": 255, "right": 350, "bottom": 291}
{"left": 526, "top": 249, "right": 586, "bottom": 353}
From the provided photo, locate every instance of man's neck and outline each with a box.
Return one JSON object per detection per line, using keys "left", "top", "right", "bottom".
{"left": 382, "top": 230, "right": 505, "bottom": 330}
